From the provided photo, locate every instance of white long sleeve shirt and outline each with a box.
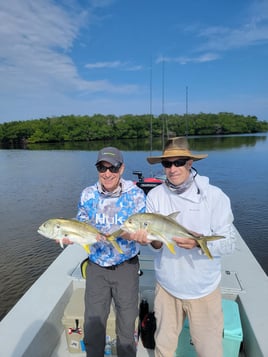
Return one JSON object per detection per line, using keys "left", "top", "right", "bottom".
{"left": 146, "top": 173, "right": 236, "bottom": 299}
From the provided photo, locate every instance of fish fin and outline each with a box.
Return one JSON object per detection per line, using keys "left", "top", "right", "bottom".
{"left": 148, "top": 230, "right": 176, "bottom": 255}
{"left": 167, "top": 211, "right": 180, "bottom": 221}
{"left": 82, "top": 244, "right": 91, "bottom": 254}
{"left": 166, "top": 242, "right": 176, "bottom": 254}
{"left": 197, "top": 239, "right": 213, "bottom": 259}
{"left": 59, "top": 240, "right": 64, "bottom": 249}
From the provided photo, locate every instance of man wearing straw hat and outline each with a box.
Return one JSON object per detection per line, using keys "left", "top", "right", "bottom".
{"left": 137, "top": 137, "right": 236, "bottom": 357}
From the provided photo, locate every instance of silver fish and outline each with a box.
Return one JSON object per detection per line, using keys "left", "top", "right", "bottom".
{"left": 37, "top": 218, "right": 122, "bottom": 254}
{"left": 121, "top": 212, "right": 225, "bottom": 259}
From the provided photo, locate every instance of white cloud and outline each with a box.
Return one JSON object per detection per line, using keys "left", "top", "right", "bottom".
{"left": 196, "top": 1, "right": 268, "bottom": 52}
{"left": 85, "top": 60, "right": 143, "bottom": 71}
{"left": 85, "top": 61, "right": 123, "bottom": 69}
{"left": 0, "top": 0, "right": 136, "bottom": 99}
{"left": 167, "top": 0, "right": 268, "bottom": 60}
{"left": 0, "top": 1, "right": 81, "bottom": 93}
{"left": 0, "top": 0, "right": 268, "bottom": 123}
{"left": 156, "top": 53, "right": 220, "bottom": 65}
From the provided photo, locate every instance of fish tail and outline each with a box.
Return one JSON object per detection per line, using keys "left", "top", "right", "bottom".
{"left": 110, "top": 229, "right": 124, "bottom": 237}
{"left": 197, "top": 239, "right": 213, "bottom": 259}
{"left": 80, "top": 258, "right": 88, "bottom": 279}
{"left": 196, "top": 234, "right": 225, "bottom": 259}
{"left": 203, "top": 235, "right": 225, "bottom": 241}
{"left": 107, "top": 236, "right": 123, "bottom": 254}
{"left": 82, "top": 244, "right": 91, "bottom": 254}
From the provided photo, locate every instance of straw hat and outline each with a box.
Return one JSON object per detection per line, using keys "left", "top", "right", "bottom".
{"left": 147, "top": 137, "right": 208, "bottom": 164}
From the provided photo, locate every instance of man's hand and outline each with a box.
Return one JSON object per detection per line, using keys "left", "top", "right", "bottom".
{"left": 56, "top": 238, "right": 73, "bottom": 245}
{"left": 172, "top": 236, "right": 199, "bottom": 250}
{"left": 121, "top": 229, "right": 151, "bottom": 245}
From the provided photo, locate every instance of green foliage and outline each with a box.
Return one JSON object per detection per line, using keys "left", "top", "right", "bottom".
{"left": 0, "top": 112, "right": 267, "bottom": 146}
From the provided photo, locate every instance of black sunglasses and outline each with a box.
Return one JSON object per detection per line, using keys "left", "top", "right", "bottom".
{"left": 161, "top": 159, "right": 188, "bottom": 168}
{"left": 96, "top": 163, "right": 122, "bottom": 173}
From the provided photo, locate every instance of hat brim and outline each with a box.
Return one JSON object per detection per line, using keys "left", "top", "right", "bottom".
{"left": 96, "top": 156, "right": 121, "bottom": 166}
{"left": 147, "top": 152, "right": 208, "bottom": 164}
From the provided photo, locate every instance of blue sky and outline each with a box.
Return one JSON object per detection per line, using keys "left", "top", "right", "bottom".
{"left": 1, "top": 0, "right": 268, "bottom": 123}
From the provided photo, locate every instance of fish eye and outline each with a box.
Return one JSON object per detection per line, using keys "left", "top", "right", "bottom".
{"left": 56, "top": 224, "right": 60, "bottom": 229}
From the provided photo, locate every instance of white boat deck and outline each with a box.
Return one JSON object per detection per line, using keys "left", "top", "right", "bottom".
{"left": 52, "top": 331, "right": 154, "bottom": 357}
{"left": 51, "top": 249, "right": 156, "bottom": 356}
{"left": 0, "top": 227, "right": 267, "bottom": 357}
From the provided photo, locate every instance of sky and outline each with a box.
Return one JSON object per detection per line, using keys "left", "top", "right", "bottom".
{"left": 1, "top": 0, "right": 268, "bottom": 124}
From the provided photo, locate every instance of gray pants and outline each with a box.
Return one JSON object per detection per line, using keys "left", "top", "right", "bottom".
{"left": 84, "top": 256, "right": 139, "bottom": 357}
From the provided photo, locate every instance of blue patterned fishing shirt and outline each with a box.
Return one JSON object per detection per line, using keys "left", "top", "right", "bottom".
{"left": 76, "top": 178, "right": 146, "bottom": 267}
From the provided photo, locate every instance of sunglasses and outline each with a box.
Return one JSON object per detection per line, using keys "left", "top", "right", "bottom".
{"left": 96, "top": 163, "right": 122, "bottom": 173}
{"left": 161, "top": 159, "right": 188, "bottom": 168}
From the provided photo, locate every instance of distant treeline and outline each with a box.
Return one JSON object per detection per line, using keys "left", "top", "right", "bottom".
{"left": 0, "top": 112, "right": 267, "bottom": 145}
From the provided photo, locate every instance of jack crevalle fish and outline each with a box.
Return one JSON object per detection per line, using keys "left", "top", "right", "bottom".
{"left": 121, "top": 212, "right": 225, "bottom": 259}
{"left": 38, "top": 218, "right": 122, "bottom": 254}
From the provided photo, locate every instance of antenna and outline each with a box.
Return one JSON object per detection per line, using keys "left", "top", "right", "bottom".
{"left": 162, "top": 60, "right": 165, "bottom": 149}
{"left": 149, "top": 57, "right": 153, "bottom": 154}
{"left": 185, "top": 86, "right": 188, "bottom": 136}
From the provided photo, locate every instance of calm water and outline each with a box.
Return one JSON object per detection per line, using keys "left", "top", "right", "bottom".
{"left": 0, "top": 134, "right": 267, "bottom": 320}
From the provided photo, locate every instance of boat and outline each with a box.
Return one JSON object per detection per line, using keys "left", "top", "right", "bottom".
{"left": 0, "top": 176, "right": 267, "bottom": 357}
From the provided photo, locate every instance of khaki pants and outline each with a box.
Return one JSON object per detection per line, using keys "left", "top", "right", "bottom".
{"left": 154, "top": 283, "right": 223, "bottom": 357}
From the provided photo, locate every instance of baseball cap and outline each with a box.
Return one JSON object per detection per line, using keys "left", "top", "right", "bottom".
{"left": 96, "top": 147, "right": 124, "bottom": 166}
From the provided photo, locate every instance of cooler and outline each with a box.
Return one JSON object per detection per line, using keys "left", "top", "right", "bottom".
{"left": 62, "top": 288, "right": 86, "bottom": 353}
{"left": 175, "top": 299, "right": 243, "bottom": 357}
{"left": 222, "top": 299, "right": 243, "bottom": 356}
{"left": 62, "top": 288, "right": 117, "bottom": 353}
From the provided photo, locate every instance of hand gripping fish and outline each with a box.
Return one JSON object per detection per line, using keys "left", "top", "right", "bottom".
{"left": 37, "top": 218, "right": 123, "bottom": 254}
{"left": 120, "top": 212, "right": 225, "bottom": 259}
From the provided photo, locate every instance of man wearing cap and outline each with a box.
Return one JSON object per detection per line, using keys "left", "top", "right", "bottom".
{"left": 137, "top": 137, "right": 235, "bottom": 357}
{"left": 75, "top": 147, "right": 146, "bottom": 357}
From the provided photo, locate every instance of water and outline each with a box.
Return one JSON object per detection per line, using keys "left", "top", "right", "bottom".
{"left": 0, "top": 134, "right": 267, "bottom": 320}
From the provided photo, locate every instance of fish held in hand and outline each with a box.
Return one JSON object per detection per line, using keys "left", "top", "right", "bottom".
{"left": 37, "top": 218, "right": 122, "bottom": 254}
{"left": 121, "top": 212, "right": 224, "bottom": 259}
